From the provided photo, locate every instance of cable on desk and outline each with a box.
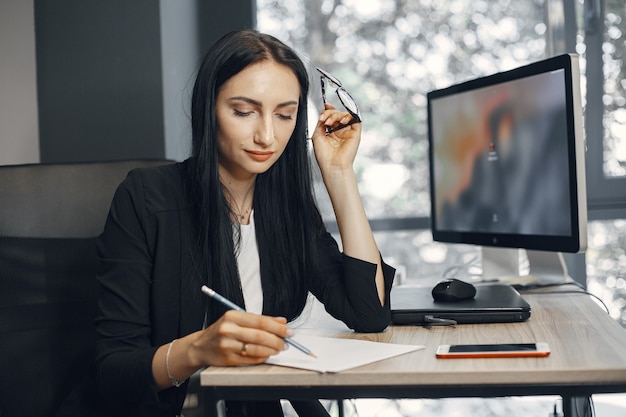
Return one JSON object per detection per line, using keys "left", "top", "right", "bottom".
{"left": 440, "top": 255, "right": 481, "bottom": 281}
{"left": 423, "top": 315, "right": 457, "bottom": 326}
{"left": 518, "top": 282, "right": 610, "bottom": 314}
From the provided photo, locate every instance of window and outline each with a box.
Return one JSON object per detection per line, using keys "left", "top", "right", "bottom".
{"left": 584, "top": 0, "right": 626, "bottom": 181}
{"left": 576, "top": 0, "right": 626, "bottom": 325}
{"left": 257, "top": 0, "right": 626, "bottom": 327}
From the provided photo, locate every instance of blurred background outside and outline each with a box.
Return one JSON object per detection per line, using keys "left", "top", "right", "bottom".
{"left": 257, "top": 1, "right": 626, "bottom": 415}
{"left": 257, "top": 0, "right": 626, "bottom": 328}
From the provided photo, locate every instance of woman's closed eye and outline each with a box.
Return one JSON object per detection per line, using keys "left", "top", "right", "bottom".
{"left": 233, "top": 108, "right": 294, "bottom": 121}
{"left": 233, "top": 108, "right": 254, "bottom": 117}
{"left": 275, "top": 103, "right": 298, "bottom": 121}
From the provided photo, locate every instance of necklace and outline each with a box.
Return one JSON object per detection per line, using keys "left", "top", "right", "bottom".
{"left": 237, "top": 206, "right": 252, "bottom": 222}
{"left": 224, "top": 181, "right": 254, "bottom": 223}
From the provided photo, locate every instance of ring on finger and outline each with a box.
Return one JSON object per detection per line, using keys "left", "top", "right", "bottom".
{"left": 241, "top": 342, "right": 248, "bottom": 356}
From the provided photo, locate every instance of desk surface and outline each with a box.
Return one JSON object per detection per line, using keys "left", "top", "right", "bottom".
{"left": 200, "top": 291, "right": 626, "bottom": 399}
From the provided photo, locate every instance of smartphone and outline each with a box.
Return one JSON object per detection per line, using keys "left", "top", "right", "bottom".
{"left": 436, "top": 342, "right": 550, "bottom": 358}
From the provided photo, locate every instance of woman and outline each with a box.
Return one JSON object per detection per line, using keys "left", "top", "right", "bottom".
{"left": 94, "top": 29, "right": 395, "bottom": 416}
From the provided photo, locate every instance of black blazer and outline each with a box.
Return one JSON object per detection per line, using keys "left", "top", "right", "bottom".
{"left": 93, "top": 160, "right": 395, "bottom": 416}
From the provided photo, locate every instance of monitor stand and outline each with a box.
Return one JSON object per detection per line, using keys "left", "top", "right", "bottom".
{"left": 481, "top": 247, "right": 569, "bottom": 287}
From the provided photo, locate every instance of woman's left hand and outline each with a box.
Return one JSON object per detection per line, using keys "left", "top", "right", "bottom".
{"left": 311, "top": 104, "right": 362, "bottom": 175}
{"left": 311, "top": 107, "right": 386, "bottom": 308}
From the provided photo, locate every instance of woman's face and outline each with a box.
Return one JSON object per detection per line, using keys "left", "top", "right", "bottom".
{"left": 215, "top": 60, "right": 300, "bottom": 181}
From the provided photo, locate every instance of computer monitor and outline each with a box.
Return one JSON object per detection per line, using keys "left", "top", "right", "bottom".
{"left": 427, "top": 54, "right": 587, "bottom": 284}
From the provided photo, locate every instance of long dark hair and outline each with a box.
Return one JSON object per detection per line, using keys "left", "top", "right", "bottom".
{"left": 186, "top": 29, "right": 323, "bottom": 324}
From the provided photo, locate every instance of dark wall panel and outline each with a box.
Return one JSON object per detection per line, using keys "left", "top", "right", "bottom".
{"left": 34, "top": 0, "right": 256, "bottom": 163}
{"left": 197, "top": 0, "right": 256, "bottom": 51}
{"left": 35, "top": 0, "right": 165, "bottom": 163}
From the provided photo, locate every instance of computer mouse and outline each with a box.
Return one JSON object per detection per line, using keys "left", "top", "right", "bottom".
{"left": 431, "top": 278, "right": 477, "bottom": 302}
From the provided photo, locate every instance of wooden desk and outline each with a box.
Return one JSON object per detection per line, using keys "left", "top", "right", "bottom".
{"left": 200, "top": 291, "right": 626, "bottom": 416}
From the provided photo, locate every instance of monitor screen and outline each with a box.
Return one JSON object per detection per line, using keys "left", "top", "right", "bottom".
{"left": 427, "top": 54, "right": 587, "bottom": 254}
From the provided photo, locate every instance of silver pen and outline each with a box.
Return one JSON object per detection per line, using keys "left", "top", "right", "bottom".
{"left": 200, "top": 285, "right": 317, "bottom": 358}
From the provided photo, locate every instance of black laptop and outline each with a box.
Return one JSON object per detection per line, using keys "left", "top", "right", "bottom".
{"left": 390, "top": 284, "right": 531, "bottom": 325}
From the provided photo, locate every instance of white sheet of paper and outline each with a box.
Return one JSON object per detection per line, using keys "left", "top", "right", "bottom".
{"left": 266, "top": 334, "right": 424, "bottom": 373}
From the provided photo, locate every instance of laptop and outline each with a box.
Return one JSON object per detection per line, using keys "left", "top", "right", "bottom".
{"left": 390, "top": 284, "right": 531, "bottom": 325}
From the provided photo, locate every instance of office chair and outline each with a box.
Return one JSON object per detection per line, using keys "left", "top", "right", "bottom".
{"left": 0, "top": 159, "right": 172, "bottom": 416}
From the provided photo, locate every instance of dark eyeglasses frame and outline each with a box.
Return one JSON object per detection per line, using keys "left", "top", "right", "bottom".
{"left": 316, "top": 67, "right": 361, "bottom": 134}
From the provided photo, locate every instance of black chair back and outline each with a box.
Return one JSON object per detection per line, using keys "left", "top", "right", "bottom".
{"left": 0, "top": 160, "right": 172, "bottom": 416}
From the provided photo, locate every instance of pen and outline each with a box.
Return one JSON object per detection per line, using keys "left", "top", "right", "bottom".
{"left": 200, "top": 285, "right": 317, "bottom": 358}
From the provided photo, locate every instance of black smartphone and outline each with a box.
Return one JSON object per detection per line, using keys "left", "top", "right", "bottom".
{"left": 436, "top": 342, "right": 550, "bottom": 358}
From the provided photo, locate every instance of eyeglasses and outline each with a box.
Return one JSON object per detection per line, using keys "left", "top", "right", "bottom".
{"left": 316, "top": 67, "right": 361, "bottom": 134}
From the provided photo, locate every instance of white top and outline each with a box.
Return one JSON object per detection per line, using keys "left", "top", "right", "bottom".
{"left": 234, "top": 212, "right": 333, "bottom": 329}
{"left": 236, "top": 212, "right": 264, "bottom": 315}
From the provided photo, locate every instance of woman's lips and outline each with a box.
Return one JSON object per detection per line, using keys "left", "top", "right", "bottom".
{"left": 246, "top": 150, "right": 274, "bottom": 162}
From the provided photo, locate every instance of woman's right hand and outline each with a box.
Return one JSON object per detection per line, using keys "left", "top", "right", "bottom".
{"left": 191, "top": 310, "right": 291, "bottom": 367}
{"left": 153, "top": 311, "right": 292, "bottom": 390}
